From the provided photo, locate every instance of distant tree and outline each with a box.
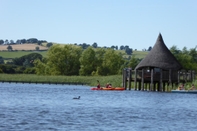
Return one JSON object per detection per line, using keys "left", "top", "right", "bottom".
{"left": 4, "top": 39, "right": 9, "bottom": 45}
{"left": 10, "top": 40, "right": 15, "bottom": 45}
{"left": 7, "top": 45, "right": 12, "bottom": 51}
{"left": 120, "top": 45, "right": 124, "bottom": 50}
{"left": 0, "top": 39, "right": 4, "bottom": 45}
{"left": 111, "top": 45, "right": 116, "bottom": 50}
{"left": 92, "top": 42, "right": 98, "bottom": 48}
{"left": 0, "top": 56, "right": 4, "bottom": 64}
{"left": 13, "top": 53, "right": 42, "bottom": 67}
{"left": 16, "top": 39, "right": 21, "bottom": 44}
{"left": 37, "top": 41, "right": 42, "bottom": 45}
{"left": 115, "top": 46, "right": 118, "bottom": 50}
{"left": 35, "top": 46, "right": 39, "bottom": 50}
{"left": 46, "top": 42, "right": 53, "bottom": 48}
{"left": 20, "top": 39, "right": 27, "bottom": 44}
{"left": 147, "top": 46, "right": 152, "bottom": 51}
{"left": 125, "top": 45, "right": 129, "bottom": 49}
{"left": 79, "top": 43, "right": 90, "bottom": 49}
{"left": 125, "top": 48, "right": 133, "bottom": 55}
{"left": 27, "top": 38, "right": 38, "bottom": 43}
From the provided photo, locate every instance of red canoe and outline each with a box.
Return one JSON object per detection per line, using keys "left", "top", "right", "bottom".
{"left": 91, "top": 87, "right": 124, "bottom": 91}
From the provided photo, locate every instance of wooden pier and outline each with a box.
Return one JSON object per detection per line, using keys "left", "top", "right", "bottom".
{"left": 123, "top": 68, "right": 195, "bottom": 92}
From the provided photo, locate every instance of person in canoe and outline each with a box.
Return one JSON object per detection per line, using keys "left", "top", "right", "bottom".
{"left": 189, "top": 84, "right": 196, "bottom": 90}
{"left": 108, "top": 84, "right": 112, "bottom": 88}
{"left": 177, "top": 83, "right": 185, "bottom": 90}
{"left": 106, "top": 83, "right": 109, "bottom": 88}
{"left": 97, "top": 80, "right": 101, "bottom": 89}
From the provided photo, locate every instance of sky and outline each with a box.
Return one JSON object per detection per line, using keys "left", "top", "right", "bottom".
{"left": 0, "top": 0, "right": 197, "bottom": 50}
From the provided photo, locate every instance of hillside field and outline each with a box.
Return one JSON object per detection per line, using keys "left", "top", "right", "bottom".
{"left": 0, "top": 43, "right": 149, "bottom": 59}
{"left": 0, "top": 44, "right": 48, "bottom": 51}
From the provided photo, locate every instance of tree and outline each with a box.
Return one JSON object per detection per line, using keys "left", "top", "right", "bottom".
{"left": 92, "top": 42, "right": 98, "bottom": 48}
{"left": 4, "top": 39, "right": 9, "bottom": 45}
{"left": 35, "top": 46, "right": 39, "bottom": 50}
{"left": 147, "top": 46, "right": 152, "bottom": 51}
{"left": 27, "top": 38, "right": 38, "bottom": 43}
{"left": 16, "top": 39, "right": 21, "bottom": 44}
{"left": 34, "top": 44, "right": 82, "bottom": 75}
{"left": 125, "top": 48, "right": 133, "bottom": 55}
{"left": 79, "top": 46, "right": 97, "bottom": 75}
{"left": 7, "top": 45, "right": 12, "bottom": 51}
{"left": 10, "top": 40, "right": 15, "bottom": 44}
{"left": 13, "top": 53, "right": 42, "bottom": 67}
{"left": 120, "top": 45, "right": 125, "bottom": 50}
{"left": 128, "top": 55, "right": 139, "bottom": 69}
{"left": 101, "top": 49, "right": 124, "bottom": 75}
{"left": 0, "top": 39, "right": 4, "bottom": 45}
{"left": 20, "top": 39, "right": 27, "bottom": 44}
{"left": 46, "top": 42, "right": 53, "bottom": 48}
{"left": 0, "top": 56, "right": 4, "bottom": 64}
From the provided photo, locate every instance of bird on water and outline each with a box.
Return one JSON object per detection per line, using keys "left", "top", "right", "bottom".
{"left": 73, "top": 96, "right": 80, "bottom": 99}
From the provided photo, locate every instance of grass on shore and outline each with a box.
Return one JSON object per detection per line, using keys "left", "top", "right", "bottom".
{"left": 0, "top": 74, "right": 123, "bottom": 87}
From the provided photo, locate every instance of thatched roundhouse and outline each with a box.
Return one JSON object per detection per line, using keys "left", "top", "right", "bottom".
{"left": 134, "top": 33, "right": 182, "bottom": 91}
{"left": 135, "top": 33, "right": 182, "bottom": 70}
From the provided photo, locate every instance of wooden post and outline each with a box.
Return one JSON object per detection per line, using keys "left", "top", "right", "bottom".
{"left": 192, "top": 70, "right": 195, "bottom": 82}
{"left": 141, "top": 69, "right": 144, "bottom": 91}
{"left": 128, "top": 68, "right": 132, "bottom": 90}
{"left": 134, "top": 69, "right": 137, "bottom": 90}
{"left": 160, "top": 69, "right": 163, "bottom": 92}
{"left": 150, "top": 69, "right": 154, "bottom": 91}
{"left": 138, "top": 81, "right": 141, "bottom": 90}
{"left": 123, "top": 69, "right": 127, "bottom": 90}
{"left": 168, "top": 69, "right": 172, "bottom": 91}
{"left": 178, "top": 71, "right": 180, "bottom": 84}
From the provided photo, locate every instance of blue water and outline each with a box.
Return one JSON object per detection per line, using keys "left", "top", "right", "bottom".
{"left": 0, "top": 83, "right": 197, "bottom": 131}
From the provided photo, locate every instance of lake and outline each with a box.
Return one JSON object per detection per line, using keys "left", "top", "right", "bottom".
{"left": 0, "top": 83, "right": 197, "bottom": 131}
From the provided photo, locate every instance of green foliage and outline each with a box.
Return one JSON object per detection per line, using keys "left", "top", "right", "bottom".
{"left": 0, "top": 64, "right": 16, "bottom": 74}
{"left": 46, "top": 42, "right": 53, "bottom": 47}
{"left": 13, "top": 53, "right": 42, "bottom": 67}
{"left": 170, "top": 46, "right": 197, "bottom": 71}
{"left": 0, "top": 56, "right": 4, "bottom": 64}
{"left": 101, "top": 49, "right": 124, "bottom": 75}
{"left": 35, "top": 44, "right": 82, "bottom": 75}
{"left": 128, "top": 55, "right": 140, "bottom": 69}
{"left": 23, "top": 67, "right": 36, "bottom": 74}
{"left": 79, "top": 47, "right": 97, "bottom": 75}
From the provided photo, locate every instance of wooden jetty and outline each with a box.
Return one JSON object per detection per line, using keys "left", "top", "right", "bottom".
{"left": 123, "top": 33, "right": 196, "bottom": 92}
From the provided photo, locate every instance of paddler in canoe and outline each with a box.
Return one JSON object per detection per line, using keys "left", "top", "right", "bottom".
{"left": 105, "top": 83, "right": 112, "bottom": 88}
{"left": 189, "top": 84, "right": 196, "bottom": 90}
{"left": 97, "top": 80, "right": 101, "bottom": 89}
{"left": 177, "top": 83, "right": 185, "bottom": 90}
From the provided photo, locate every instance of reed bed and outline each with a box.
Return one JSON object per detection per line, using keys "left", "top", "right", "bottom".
{"left": 0, "top": 74, "right": 123, "bottom": 87}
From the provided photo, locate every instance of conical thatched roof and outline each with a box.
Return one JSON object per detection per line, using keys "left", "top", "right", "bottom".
{"left": 135, "top": 33, "right": 182, "bottom": 70}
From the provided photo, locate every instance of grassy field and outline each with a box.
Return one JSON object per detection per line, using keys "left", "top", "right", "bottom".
{"left": 0, "top": 74, "right": 123, "bottom": 87}
{"left": 0, "top": 51, "right": 47, "bottom": 58}
{"left": 0, "top": 44, "right": 48, "bottom": 51}
{"left": 0, "top": 50, "right": 148, "bottom": 59}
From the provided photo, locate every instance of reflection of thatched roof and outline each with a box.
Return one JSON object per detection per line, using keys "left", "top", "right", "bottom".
{"left": 135, "top": 33, "right": 182, "bottom": 70}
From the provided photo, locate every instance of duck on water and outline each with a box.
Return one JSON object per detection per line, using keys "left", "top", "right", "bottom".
{"left": 73, "top": 96, "right": 80, "bottom": 99}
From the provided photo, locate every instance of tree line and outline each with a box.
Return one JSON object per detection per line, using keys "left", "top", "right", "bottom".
{"left": 1, "top": 44, "right": 197, "bottom": 75}
{"left": 1, "top": 38, "right": 153, "bottom": 55}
